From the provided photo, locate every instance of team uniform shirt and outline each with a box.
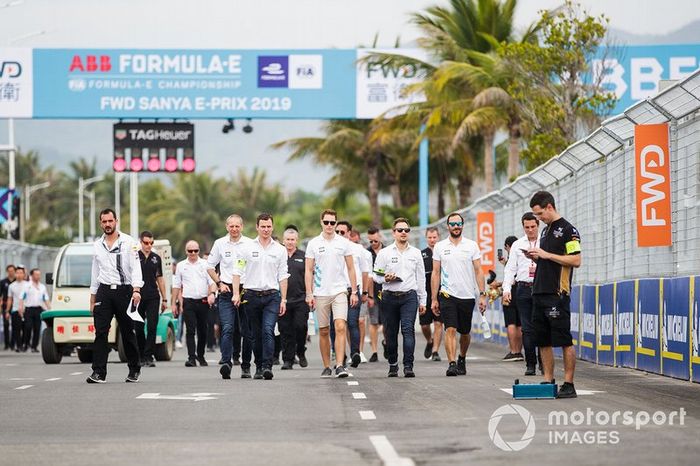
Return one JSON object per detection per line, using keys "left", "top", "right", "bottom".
{"left": 173, "top": 258, "right": 214, "bottom": 299}
{"left": 433, "top": 237, "right": 481, "bottom": 300}
{"left": 306, "top": 234, "right": 353, "bottom": 297}
{"left": 7, "top": 280, "right": 28, "bottom": 312}
{"left": 533, "top": 218, "right": 581, "bottom": 296}
{"left": 502, "top": 235, "right": 540, "bottom": 293}
{"left": 138, "top": 250, "right": 163, "bottom": 301}
{"left": 373, "top": 242, "right": 427, "bottom": 306}
{"left": 89, "top": 231, "right": 144, "bottom": 295}
{"left": 22, "top": 281, "right": 49, "bottom": 308}
{"left": 233, "top": 237, "right": 289, "bottom": 291}
{"left": 208, "top": 234, "right": 253, "bottom": 285}
{"left": 344, "top": 242, "right": 371, "bottom": 293}
{"left": 286, "top": 249, "right": 307, "bottom": 304}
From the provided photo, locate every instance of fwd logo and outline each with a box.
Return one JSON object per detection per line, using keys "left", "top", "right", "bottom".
{"left": 634, "top": 124, "right": 671, "bottom": 247}
{"left": 0, "top": 61, "right": 22, "bottom": 78}
{"left": 477, "top": 212, "right": 495, "bottom": 274}
{"left": 69, "top": 55, "right": 112, "bottom": 72}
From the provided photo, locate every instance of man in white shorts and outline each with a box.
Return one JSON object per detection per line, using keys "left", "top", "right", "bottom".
{"left": 305, "top": 209, "right": 359, "bottom": 378}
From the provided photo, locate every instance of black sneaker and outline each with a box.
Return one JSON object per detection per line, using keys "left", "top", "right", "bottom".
{"left": 145, "top": 359, "right": 156, "bottom": 368}
{"left": 540, "top": 379, "right": 556, "bottom": 385}
{"left": 321, "top": 367, "right": 333, "bottom": 378}
{"left": 512, "top": 352, "right": 524, "bottom": 361}
{"left": 281, "top": 361, "right": 293, "bottom": 370}
{"left": 298, "top": 355, "right": 308, "bottom": 368}
{"left": 369, "top": 352, "right": 378, "bottom": 363}
{"left": 388, "top": 364, "right": 399, "bottom": 377}
{"left": 197, "top": 356, "right": 209, "bottom": 367}
{"left": 335, "top": 365, "right": 349, "bottom": 378}
{"left": 218, "top": 359, "right": 228, "bottom": 365}
{"left": 241, "top": 368, "right": 251, "bottom": 379}
{"left": 125, "top": 371, "right": 140, "bottom": 383}
{"left": 262, "top": 368, "right": 274, "bottom": 380}
{"left": 446, "top": 362, "right": 458, "bottom": 377}
{"left": 557, "top": 382, "right": 577, "bottom": 399}
{"left": 185, "top": 358, "right": 197, "bottom": 367}
{"left": 431, "top": 352, "right": 441, "bottom": 362}
{"left": 457, "top": 356, "right": 466, "bottom": 375}
{"left": 424, "top": 341, "right": 433, "bottom": 359}
{"left": 220, "top": 363, "right": 232, "bottom": 379}
{"left": 233, "top": 359, "right": 241, "bottom": 366}
{"left": 524, "top": 366, "right": 536, "bottom": 376}
{"left": 350, "top": 352, "right": 361, "bottom": 368}
{"left": 404, "top": 367, "right": 415, "bottom": 378}
{"left": 86, "top": 372, "right": 106, "bottom": 384}
{"left": 253, "top": 369, "right": 264, "bottom": 380}
{"left": 502, "top": 352, "right": 518, "bottom": 361}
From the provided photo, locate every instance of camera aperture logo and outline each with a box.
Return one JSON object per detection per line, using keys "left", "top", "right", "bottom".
{"left": 488, "top": 404, "right": 536, "bottom": 452}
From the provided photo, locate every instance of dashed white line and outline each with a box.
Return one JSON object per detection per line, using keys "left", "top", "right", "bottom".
{"left": 70, "top": 372, "right": 84, "bottom": 376}
{"left": 45, "top": 377, "right": 62, "bottom": 381}
{"left": 347, "top": 381, "right": 359, "bottom": 386}
{"left": 369, "top": 435, "right": 415, "bottom": 466}
{"left": 352, "top": 392, "right": 367, "bottom": 400}
{"left": 359, "top": 410, "right": 376, "bottom": 420}
{"left": 9, "top": 377, "right": 35, "bottom": 381}
{"left": 15, "top": 385, "right": 33, "bottom": 390}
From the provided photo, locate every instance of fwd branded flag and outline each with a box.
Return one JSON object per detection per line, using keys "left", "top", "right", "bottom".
{"left": 634, "top": 124, "right": 672, "bottom": 247}
{"left": 476, "top": 212, "right": 495, "bottom": 275}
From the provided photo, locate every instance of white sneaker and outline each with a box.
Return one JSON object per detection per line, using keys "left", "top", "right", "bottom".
{"left": 360, "top": 352, "right": 368, "bottom": 363}
{"left": 175, "top": 340, "right": 183, "bottom": 349}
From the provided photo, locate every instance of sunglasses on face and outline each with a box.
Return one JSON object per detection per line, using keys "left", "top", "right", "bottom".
{"left": 187, "top": 249, "right": 199, "bottom": 253}
{"left": 393, "top": 228, "right": 411, "bottom": 233}
{"left": 322, "top": 220, "right": 337, "bottom": 226}
{"left": 335, "top": 230, "right": 346, "bottom": 235}
{"left": 141, "top": 240, "right": 153, "bottom": 245}
{"left": 448, "top": 221, "right": 464, "bottom": 227}
{"left": 369, "top": 240, "right": 379, "bottom": 244}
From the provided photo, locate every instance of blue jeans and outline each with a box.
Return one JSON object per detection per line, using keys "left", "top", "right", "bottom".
{"left": 218, "top": 292, "right": 236, "bottom": 364}
{"left": 382, "top": 290, "right": 418, "bottom": 368}
{"left": 246, "top": 292, "right": 280, "bottom": 370}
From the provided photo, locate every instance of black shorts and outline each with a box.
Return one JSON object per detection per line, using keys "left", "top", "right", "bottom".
{"left": 419, "top": 296, "right": 442, "bottom": 325}
{"left": 532, "top": 293, "right": 573, "bottom": 347}
{"left": 438, "top": 295, "right": 474, "bottom": 334}
{"left": 503, "top": 303, "right": 521, "bottom": 327}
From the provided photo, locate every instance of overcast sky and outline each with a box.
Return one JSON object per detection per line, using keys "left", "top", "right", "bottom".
{"left": 2, "top": 0, "right": 699, "bottom": 193}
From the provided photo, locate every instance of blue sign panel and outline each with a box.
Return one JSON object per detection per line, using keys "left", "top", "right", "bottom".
{"left": 32, "top": 49, "right": 356, "bottom": 119}
{"left": 580, "top": 286, "right": 597, "bottom": 362}
{"left": 692, "top": 277, "right": 700, "bottom": 383}
{"left": 662, "top": 277, "right": 690, "bottom": 380}
{"left": 637, "top": 279, "right": 662, "bottom": 374}
{"left": 597, "top": 284, "right": 614, "bottom": 366}
{"left": 570, "top": 285, "right": 581, "bottom": 356}
{"left": 615, "top": 280, "right": 636, "bottom": 369}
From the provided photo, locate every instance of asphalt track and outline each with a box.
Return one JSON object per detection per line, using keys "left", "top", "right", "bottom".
{"left": 1, "top": 338, "right": 699, "bottom": 465}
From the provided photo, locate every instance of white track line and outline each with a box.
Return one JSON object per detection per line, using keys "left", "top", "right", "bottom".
{"left": 10, "top": 378, "right": 35, "bottom": 381}
{"left": 15, "top": 385, "right": 33, "bottom": 390}
{"left": 45, "top": 378, "right": 62, "bottom": 381}
{"left": 352, "top": 392, "right": 367, "bottom": 399}
{"left": 347, "top": 381, "right": 359, "bottom": 386}
{"left": 70, "top": 372, "right": 83, "bottom": 376}
{"left": 359, "top": 410, "right": 376, "bottom": 420}
{"left": 369, "top": 435, "right": 415, "bottom": 466}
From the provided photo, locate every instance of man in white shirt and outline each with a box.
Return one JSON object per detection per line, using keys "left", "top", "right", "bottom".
{"left": 19, "top": 267, "right": 50, "bottom": 353}
{"left": 232, "top": 213, "right": 289, "bottom": 380}
{"left": 431, "top": 212, "right": 487, "bottom": 377}
{"left": 87, "top": 208, "right": 144, "bottom": 384}
{"left": 305, "top": 209, "right": 359, "bottom": 378}
{"left": 373, "top": 218, "right": 427, "bottom": 377}
{"left": 206, "top": 214, "right": 254, "bottom": 378}
{"left": 172, "top": 240, "right": 216, "bottom": 368}
{"left": 503, "top": 212, "right": 542, "bottom": 376}
{"left": 6, "top": 266, "right": 27, "bottom": 353}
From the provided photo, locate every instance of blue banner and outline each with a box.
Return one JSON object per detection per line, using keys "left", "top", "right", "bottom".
{"left": 615, "top": 280, "right": 636, "bottom": 369}
{"left": 570, "top": 285, "right": 581, "bottom": 356}
{"left": 637, "top": 279, "right": 662, "bottom": 374}
{"left": 662, "top": 277, "right": 690, "bottom": 380}
{"left": 0, "top": 188, "right": 12, "bottom": 224}
{"left": 692, "top": 277, "right": 700, "bottom": 383}
{"left": 597, "top": 284, "right": 614, "bottom": 366}
{"left": 580, "top": 286, "right": 597, "bottom": 362}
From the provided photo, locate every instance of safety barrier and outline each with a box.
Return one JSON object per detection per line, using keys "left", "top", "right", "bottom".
{"left": 0, "top": 239, "right": 58, "bottom": 277}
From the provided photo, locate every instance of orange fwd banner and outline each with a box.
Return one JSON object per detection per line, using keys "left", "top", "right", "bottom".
{"left": 476, "top": 212, "right": 495, "bottom": 275}
{"left": 635, "top": 123, "right": 672, "bottom": 247}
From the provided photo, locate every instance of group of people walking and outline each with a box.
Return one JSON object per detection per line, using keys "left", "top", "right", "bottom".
{"left": 84, "top": 190, "right": 582, "bottom": 398}
{"left": 1, "top": 264, "right": 51, "bottom": 354}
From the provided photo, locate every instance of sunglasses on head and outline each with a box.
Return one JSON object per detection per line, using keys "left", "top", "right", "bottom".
{"left": 187, "top": 249, "right": 199, "bottom": 253}
{"left": 448, "top": 221, "right": 464, "bottom": 227}
{"left": 393, "top": 228, "right": 411, "bottom": 233}
{"left": 323, "top": 220, "right": 337, "bottom": 226}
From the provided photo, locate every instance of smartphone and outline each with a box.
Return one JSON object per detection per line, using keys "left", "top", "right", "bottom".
{"left": 497, "top": 248, "right": 503, "bottom": 260}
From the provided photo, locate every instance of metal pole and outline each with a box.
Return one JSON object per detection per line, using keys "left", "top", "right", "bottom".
{"left": 114, "top": 172, "right": 121, "bottom": 220}
{"left": 7, "top": 118, "right": 15, "bottom": 240}
{"left": 25, "top": 181, "right": 50, "bottom": 222}
{"left": 419, "top": 124, "right": 429, "bottom": 247}
{"left": 89, "top": 190, "right": 96, "bottom": 240}
{"left": 78, "top": 177, "right": 84, "bottom": 242}
{"left": 19, "top": 185, "right": 24, "bottom": 242}
{"left": 130, "top": 172, "right": 138, "bottom": 238}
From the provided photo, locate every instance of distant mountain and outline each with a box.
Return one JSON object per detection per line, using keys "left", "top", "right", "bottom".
{"left": 609, "top": 20, "right": 700, "bottom": 45}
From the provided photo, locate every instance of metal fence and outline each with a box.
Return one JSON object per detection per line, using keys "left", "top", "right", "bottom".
{"left": 397, "top": 69, "right": 700, "bottom": 285}
{"left": 0, "top": 239, "right": 58, "bottom": 278}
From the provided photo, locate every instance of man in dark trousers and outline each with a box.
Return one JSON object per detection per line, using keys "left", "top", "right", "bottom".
{"left": 1, "top": 264, "right": 16, "bottom": 350}
{"left": 279, "top": 226, "right": 309, "bottom": 369}
{"left": 87, "top": 208, "right": 143, "bottom": 384}
{"left": 136, "top": 231, "right": 167, "bottom": 367}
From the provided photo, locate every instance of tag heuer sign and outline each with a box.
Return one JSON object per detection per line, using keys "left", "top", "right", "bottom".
{"left": 113, "top": 122, "right": 195, "bottom": 173}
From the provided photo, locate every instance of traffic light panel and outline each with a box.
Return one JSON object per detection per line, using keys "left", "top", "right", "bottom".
{"left": 182, "top": 148, "right": 195, "bottom": 172}
{"left": 113, "top": 123, "right": 195, "bottom": 173}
